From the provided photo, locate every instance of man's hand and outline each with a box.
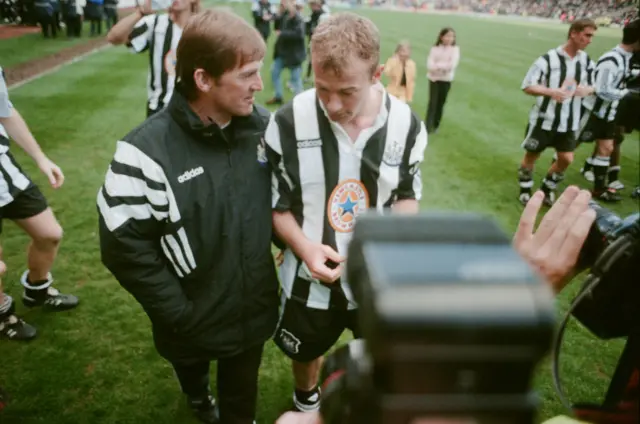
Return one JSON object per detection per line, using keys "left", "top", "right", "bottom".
{"left": 275, "top": 250, "right": 285, "bottom": 266}
{"left": 549, "top": 88, "right": 571, "bottom": 103}
{"left": 37, "top": 156, "right": 65, "bottom": 189}
{"left": 513, "top": 186, "right": 596, "bottom": 294}
{"left": 574, "top": 85, "right": 594, "bottom": 98}
{"left": 300, "top": 242, "right": 344, "bottom": 283}
{"left": 276, "top": 411, "right": 321, "bottom": 424}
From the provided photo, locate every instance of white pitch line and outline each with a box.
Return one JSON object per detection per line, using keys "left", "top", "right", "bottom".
{"left": 8, "top": 43, "right": 113, "bottom": 91}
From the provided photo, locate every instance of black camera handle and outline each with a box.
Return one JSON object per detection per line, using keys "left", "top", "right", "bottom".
{"left": 551, "top": 233, "right": 637, "bottom": 414}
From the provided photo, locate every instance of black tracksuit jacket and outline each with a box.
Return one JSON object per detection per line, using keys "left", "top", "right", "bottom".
{"left": 97, "top": 85, "right": 279, "bottom": 362}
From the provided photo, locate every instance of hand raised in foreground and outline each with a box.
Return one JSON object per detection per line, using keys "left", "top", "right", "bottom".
{"left": 513, "top": 186, "right": 596, "bottom": 294}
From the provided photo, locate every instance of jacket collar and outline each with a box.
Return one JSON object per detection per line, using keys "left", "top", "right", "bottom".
{"left": 168, "top": 82, "right": 268, "bottom": 142}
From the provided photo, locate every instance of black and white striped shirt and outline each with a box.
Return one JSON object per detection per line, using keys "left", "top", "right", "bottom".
{"left": 127, "top": 13, "right": 182, "bottom": 113}
{"left": 0, "top": 67, "right": 35, "bottom": 207}
{"left": 583, "top": 46, "right": 633, "bottom": 122}
{"left": 265, "top": 87, "right": 428, "bottom": 310}
{"left": 521, "top": 46, "right": 594, "bottom": 133}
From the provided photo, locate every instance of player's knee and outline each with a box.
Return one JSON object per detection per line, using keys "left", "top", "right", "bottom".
{"left": 597, "top": 140, "right": 614, "bottom": 156}
{"left": 32, "top": 222, "right": 63, "bottom": 248}
{"left": 557, "top": 152, "right": 574, "bottom": 167}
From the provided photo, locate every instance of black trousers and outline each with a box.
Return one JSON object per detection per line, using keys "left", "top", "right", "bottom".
{"left": 65, "top": 15, "right": 82, "bottom": 37}
{"left": 425, "top": 80, "right": 452, "bottom": 133}
{"left": 171, "top": 343, "right": 265, "bottom": 424}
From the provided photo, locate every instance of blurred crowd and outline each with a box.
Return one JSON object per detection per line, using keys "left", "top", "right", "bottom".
{"left": 1, "top": 0, "right": 119, "bottom": 37}
{"left": 329, "top": 0, "right": 638, "bottom": 25}
{"left": 466, "top": 0, "right": 637, "bottom": 25}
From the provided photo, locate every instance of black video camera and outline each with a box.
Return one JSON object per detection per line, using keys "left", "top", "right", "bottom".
{"left": 552, "top": 204, "right": 640, "bottom": 417}
{"left": 320, "top": 212, "right": 557, "bottom": 424}
{"left": 318, "top": 205, "right": 640, "bottom": 424}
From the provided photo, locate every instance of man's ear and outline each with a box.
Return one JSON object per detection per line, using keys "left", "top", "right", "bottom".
{"left": 372, "top": 63, "right": 384, "bottom": 83}
{"left": 194, "top": 68, "right": 212, "bottom": 92}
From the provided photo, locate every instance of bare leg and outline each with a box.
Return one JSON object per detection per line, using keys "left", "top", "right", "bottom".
{"left": 14, "top": 208, "right": 63, "bottom": 283}
{"left": 292, "top": 357, "right": 324, "bottom": 411}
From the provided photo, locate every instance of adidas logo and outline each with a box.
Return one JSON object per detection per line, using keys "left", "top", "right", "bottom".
{"left": 178, "top": 166, "right": 204, "bottom": 183}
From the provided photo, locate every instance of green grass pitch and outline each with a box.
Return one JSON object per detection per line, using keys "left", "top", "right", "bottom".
{"left": 0, "top": 3, "right": 638, "bottom": 423}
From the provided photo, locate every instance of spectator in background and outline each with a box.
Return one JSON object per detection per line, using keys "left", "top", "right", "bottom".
{"left": 64, "top": 0, "right": 85, "bottom": 37}
{"left": 266, "top": 0, "right": 306, "bottom": 105}
{"left": 303, "top": 0, "right": 330, "bottom": 84}
{"left": 252, "top": 0, "right": 275, "bottom": 41}
{"left": 106, "top": 0, "right": 200, "bottom": 117}
{"left": 425, "top": 27, "right": 460, "bottom": 134}
{"left": 34, "top": 0, "right": 56, "bottom": 38}
{"left": 383, "top": 40, "right": 417, "bottom": 104}
{"left": 104, "top": 0, "right": 118, "bottom": 30}
{"left": 85, "top": 0, "right": 104, "bottom": 36}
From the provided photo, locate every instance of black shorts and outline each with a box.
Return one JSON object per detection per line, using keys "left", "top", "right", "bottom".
{"left": 0, "top": 185, "right": 49, "bottom": 235}
{"left": 521, "top": 124, "right": 575, "bottom": 153}
{"left": 577, "top": 109, "right": 616, "bottom": 143}
{"left": 273, "top": 297, "right": 361, "bottom": 362}
{"left": 616, "top": 94, "right": 640, "bottom": 133}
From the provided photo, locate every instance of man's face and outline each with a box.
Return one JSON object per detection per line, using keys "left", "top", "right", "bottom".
{"left": 313, "top": 56, "right": 380, "bottom": 124}
{"left": 209, "top": 60, "right": 264, "bottom": 117}
{"left": 571, "top": 28, "right": 595, "bottom": 50}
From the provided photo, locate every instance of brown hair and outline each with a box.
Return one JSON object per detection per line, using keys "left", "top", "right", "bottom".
{"left": 176, "top": 8, "right": 266, "bottom": 100}
{"left": 568, "top": 18, "right": 597, "bottom": 39}
{"left": 310, "top": 12, "right": 380, "bottom": 77}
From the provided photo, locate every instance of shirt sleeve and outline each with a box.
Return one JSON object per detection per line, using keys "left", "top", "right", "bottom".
{"left": 97, "top": 140, "right": 195, "bottom": 332}
{"left": 0, "top": 67, "right": 13, "bottom": 119}
{"left": 126, "top": 14, "right": 156, "bottom": 54}
{"left": 594, "top": 60, "right": 629, "bottom": 102}
{"left": 586, "top": 56, "right": 596, "bottom": 86}
{"left": 521, "top": 56, "right": 548, "bottom": 90}
{"left": 264, "top": 113, "right": 296, "bottom": 212}
{"left": 396, "top": 117, "right": 428, "bottom": 202}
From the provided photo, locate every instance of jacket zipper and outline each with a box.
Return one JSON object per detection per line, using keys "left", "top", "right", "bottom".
{"left": 226, "top": 139, "right": 247, "bottom": 347}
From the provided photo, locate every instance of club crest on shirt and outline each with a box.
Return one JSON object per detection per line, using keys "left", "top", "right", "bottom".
{"left": 257, "top": 137, "right": 268, "bottom": 166}
{"left": 382, "top": 140, "right": 404, "bottom": 167}
{"left": 327, "top": 179, "right": 369, "bottom": 233}
{"left": 164, "top": 49, "right": 177, "bottom": 76}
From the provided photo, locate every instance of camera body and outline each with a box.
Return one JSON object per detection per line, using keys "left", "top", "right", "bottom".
{"left": 571, "top": 205, "right": 640, "bottom": 339}
{"left": 321, "top": 212, "right": 557, "bottom": 424}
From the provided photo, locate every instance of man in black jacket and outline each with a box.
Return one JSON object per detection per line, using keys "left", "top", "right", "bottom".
{"left": 97, "top": 9, "right": 279, "bottom": 424}
{"left": 266, "top": 0, "right": 306, "bottom": 105}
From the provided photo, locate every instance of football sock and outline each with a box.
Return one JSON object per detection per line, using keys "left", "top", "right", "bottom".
{"left": 593, "top": 156, "right": 610, "bottom": 192}
{"left": 0, "top": 294, "right": 12, "bottom": 319}
{"left": 608, "top": 166, "right": 621, "bottom": 183}
{"left": 295, "top": 386, "right": 320, "bottom": 405}
{"left": 518, "top": 166, "right": 533, "bottom": 195}
{"left": 583, "top": 156, "right": 594, "bottom": 172}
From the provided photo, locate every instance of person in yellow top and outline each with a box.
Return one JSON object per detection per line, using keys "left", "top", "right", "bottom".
{"left": 383, "top": 41, "right": 417, "bottom": 104}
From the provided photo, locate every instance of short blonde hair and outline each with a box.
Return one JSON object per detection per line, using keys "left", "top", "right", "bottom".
{"left": 310, "top": 12, "right": 380, "bottom": 76}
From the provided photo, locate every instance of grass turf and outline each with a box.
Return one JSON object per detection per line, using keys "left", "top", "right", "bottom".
{"left": 1, "top": 21, "right": 108, "bottom": 69}
{"left": 0, "top": 3, "right": 638, "bottom": 423}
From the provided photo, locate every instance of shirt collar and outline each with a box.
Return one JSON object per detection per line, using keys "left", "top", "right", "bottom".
{"left": 317, "top": 82, "right": 390, "bottom": 129}
{"left": 614, "top": 45, "right": 634, "bottom": 58}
